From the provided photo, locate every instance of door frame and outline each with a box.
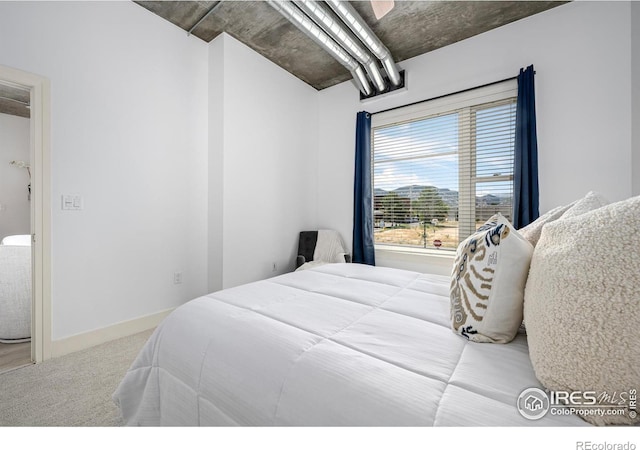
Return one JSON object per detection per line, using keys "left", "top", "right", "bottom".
{"left": 0, "top": 64, "right": 51, "bottom": 362}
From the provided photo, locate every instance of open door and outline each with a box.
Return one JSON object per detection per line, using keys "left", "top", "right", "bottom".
{"left": 0, "top": 64, "right": 51, "bottom": 364}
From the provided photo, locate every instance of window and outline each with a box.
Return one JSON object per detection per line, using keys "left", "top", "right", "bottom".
{"left": 371, "top": 80, "right": 517, "bottom": 251}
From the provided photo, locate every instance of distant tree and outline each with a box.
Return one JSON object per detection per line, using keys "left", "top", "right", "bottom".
{"left": 413, "top": 187, "right": 449, "bottom": 223}
{"left": 380, "top": 192, "right": 408, "bottom": 225}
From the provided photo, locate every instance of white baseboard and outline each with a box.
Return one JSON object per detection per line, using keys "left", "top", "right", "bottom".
{"left": 50, "top": 308, "right": 174, "bottom": 358}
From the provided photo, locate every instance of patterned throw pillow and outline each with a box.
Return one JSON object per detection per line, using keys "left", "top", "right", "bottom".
{"left": 450, "top": 213, "right": 534, "bottom": 343}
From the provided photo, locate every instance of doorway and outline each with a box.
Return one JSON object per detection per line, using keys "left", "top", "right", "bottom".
{"left": 0, "top": 65, "right": 51, "bottom": 370}
{"left": 0, "top": 84, "right": 32, "bottom": 371}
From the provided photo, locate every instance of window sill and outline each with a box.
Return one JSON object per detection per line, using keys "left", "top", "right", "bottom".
{"left": 375, "top": 245, "right": 455, "bottom": 260}
{"left": 374, "top": 245, "right": 455, "bottom": 276}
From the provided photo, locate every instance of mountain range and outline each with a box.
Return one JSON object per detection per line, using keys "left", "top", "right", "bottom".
{"left": 374, "top": 185, "right": 511, "bottom": 206}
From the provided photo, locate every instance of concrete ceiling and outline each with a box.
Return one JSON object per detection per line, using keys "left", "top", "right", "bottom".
{"left": 135, "top": 1, "right": 566, "bottom": 90}
{"left": 0, "top": 1, "right": 567, "bottom": 117}
{"left": 0, "top": 83, "right": 30, "bottom": 119}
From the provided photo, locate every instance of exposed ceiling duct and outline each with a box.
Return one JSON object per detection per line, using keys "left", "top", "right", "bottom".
{"left": 325, "top": 0, "right": 402, "bottom": 87}
{"left": 294, "top": 0, "right": 386, "bottom": 93}
{"left": 267, "top": 0, "right": 374, "bottom": 97}
{"left": 268, "top": 0, "right": 405, "bottom": 99}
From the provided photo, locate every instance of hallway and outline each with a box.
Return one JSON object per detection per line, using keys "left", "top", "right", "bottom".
{"left": 0, "top": 341, "right": 31, "bottom": 374}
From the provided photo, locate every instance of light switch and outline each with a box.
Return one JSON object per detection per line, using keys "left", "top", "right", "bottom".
{"left": 62, "top": 194, "right": 83, "bottom": 210}
{"left": 62, "top": 195, "right": 73, "bottom": 210}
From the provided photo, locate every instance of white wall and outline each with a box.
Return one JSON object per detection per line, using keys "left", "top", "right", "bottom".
{"left": 0, "top": 2, "right": 209, "bottom": 340}
{"left": 0, "top": 1, "right": 634, "bottom": 340}
{"left": 209, "top": 34, "right": 318, "bottom": 289}
{"left": 208, "top": 36, "right": 225, "bottom": 293}
{"left": 317, "top": 1, "right": 634, "bottom": 273}
{"left": 633, "top": 2, "right": 640, "bottom": 197}
{"left": 0, "top": 113, "right": 30, "bottom": 239}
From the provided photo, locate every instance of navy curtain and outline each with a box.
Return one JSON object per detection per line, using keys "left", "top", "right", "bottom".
{"left": 513, "top": 65, "right": 540, "bottom": 229}
{"left": 352, "top": 111, "right": 375, "bottom": 265}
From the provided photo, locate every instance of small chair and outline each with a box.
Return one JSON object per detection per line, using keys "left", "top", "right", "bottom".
{"left": 296, "top": 230, "right": 351, "bottom": 270}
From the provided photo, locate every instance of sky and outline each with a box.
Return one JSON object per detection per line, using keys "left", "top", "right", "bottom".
{"left": 373, "top": 102, "right": 516, "bottom": 197}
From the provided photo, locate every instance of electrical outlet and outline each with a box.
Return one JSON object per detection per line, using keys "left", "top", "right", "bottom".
{"left": 271, "top": 262, "right": 277, "bottom": 272}
{"left": 173, "top": 272, "right": 183, "bottom": 284}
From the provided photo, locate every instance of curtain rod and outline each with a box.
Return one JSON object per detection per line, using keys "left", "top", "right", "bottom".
{"left": 371, "top": 74, "right": 519, "bottom": 116}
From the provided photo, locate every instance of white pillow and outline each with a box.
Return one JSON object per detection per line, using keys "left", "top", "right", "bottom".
{"left": 517, "top": 202, "right": 575, "bottom": 247}
{"left": 517, "top": 191, "right": 608, "bottom": 248}
{"left": 524, "top": 195, "right": 640, "bottom": 425}
{"left": 450, "top": 213, "right": 533, "bottom": 343}
{"left": 561, "top": 190, "right": 608, "bottom": 219}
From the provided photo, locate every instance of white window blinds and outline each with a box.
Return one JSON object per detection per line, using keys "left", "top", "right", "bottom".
{"left": 371, "top": 80, "right": 517, "bottom": 251}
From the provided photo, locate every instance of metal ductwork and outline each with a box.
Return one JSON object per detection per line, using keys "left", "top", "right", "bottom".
{"left": 325, "top": 0, "right": 402, "bottom": 87}
{"left": 294, "top": 0, "right": 386, "bottom": 93}
{"left": 267, "top": 0, "right": 373, "bottom": 96}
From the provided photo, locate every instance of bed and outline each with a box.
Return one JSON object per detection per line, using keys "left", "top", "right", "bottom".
{"left": 113, "top": 263, "right": 587, "bottom": 426}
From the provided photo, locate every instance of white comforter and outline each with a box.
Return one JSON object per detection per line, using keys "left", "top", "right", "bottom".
{"left": 113, "top": 263, "right": 587, "bottom": 426}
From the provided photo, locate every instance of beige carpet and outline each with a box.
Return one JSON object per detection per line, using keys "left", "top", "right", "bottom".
{"left": 0, "top": 328, "right": 154, "bottom": 427}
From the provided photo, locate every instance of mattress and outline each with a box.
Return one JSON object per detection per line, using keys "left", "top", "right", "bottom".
{"left": 113, "top": 263, "right": 588, "bottom": 426}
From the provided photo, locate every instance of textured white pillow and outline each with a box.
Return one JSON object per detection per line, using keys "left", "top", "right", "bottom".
{"left": 524, "top": 195, "right": 640, "bottom": 425}
{"left": 561, "top": 190, "right": 608, "bottom": 219}
{"left": 518, "top": 191, "right": 608, "bottom": 248}
{"left": 517, "top": 202, "right": 575, "bottom": 247}
{"left": 450, "top": 213, "right": 533, "bottom": 343}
